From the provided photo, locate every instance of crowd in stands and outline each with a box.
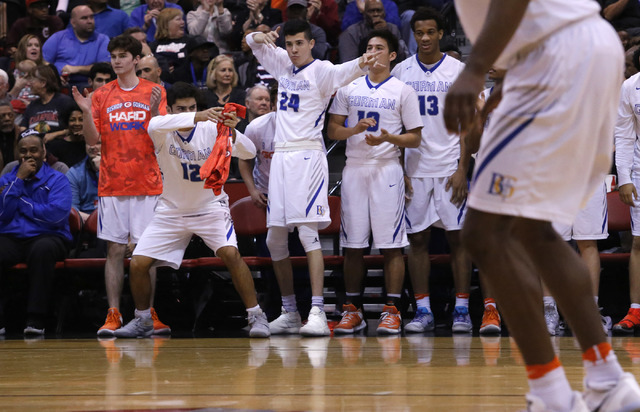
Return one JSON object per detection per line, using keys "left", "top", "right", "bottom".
{"left": 0, "top": 0, "right": 639, "bottom": 340}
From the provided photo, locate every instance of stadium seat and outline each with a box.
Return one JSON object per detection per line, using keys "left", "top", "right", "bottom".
{"left": 229, "top": 196, "right": 267, "bottom": 236}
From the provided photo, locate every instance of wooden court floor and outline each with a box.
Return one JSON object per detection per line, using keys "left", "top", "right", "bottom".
{"left": 2, "top": 335, "right": 640, "bottom": 411}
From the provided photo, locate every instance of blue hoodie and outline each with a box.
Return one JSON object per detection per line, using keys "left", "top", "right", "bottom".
{"left": 0, "top": 162, "right": 72, "bottom": 242}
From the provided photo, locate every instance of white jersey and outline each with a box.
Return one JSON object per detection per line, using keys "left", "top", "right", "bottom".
{"left": 147, "top": 112, "right": 256, "bottom": 215}
{"left": 615, "top": 72, "right": 640, "bottom": 187}
{"left": 329, "top": 75, "right": 422, "bottom": 162}
{"left": 392, "top": 54, "right": 465, "bottom": 177}
{"left": 244, "top": 111, "right": 276, "bottom": 194}
{"left": 247, "top": 33, "right": 366, "bottom": 146}
{"left": 455, "top": 0, "right": 601, "bottom": 70}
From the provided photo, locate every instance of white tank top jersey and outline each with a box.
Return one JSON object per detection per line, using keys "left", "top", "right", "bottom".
{"left": 244, "top": 111, "right": 276, "bottom": 194}
{"left": 615, "top": 72, "right": 640, "bottom": 187}
{"left": 246, "top": 32, "right": 367, "bottom": 146}
{"left": 329, "top": 75, "right": 423, "bottom": 162}
{"left": 391, "top": 53, "right": 465, "bottom": 177}
{"left": 455, "top": 0, "right": 601, "bottom": 70}
{"left": 147, "top": 112, "right": 256, "bottom": 214}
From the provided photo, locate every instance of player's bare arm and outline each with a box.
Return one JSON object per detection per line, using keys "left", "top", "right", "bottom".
{"left": 364, "top": 127, "right": 421, "bottom": 148}
{"left": 620, "top": 183, "right": 638, "bottom": 206}
{"left": 444, "top": 0, "right": 529, "bottom": 134}
{"left": 327, "top": 114, "right": 377, "bottom": 140}
{"left": 238, "top": 158, "right": 268, "bottom": 208}
{"left": 72, "top": 85, "right": 100, "bottom": 145}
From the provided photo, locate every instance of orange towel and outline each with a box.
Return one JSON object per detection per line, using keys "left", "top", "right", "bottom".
{"left": 200, "top": 103, "right": 246, "bottom": 195}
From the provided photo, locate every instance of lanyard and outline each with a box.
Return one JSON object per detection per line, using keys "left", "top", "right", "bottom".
{"left": 190, "top": 63, "right": 208, "bottom": 89}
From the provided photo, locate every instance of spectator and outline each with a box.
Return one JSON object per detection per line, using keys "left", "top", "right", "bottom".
{"left": 235, "top": 83, "right": 271, "bottom": 132}
{"left": 150, "top": 8, "right": 191, "bottom": 83}
{"left": 9, "top": 61, "right": 39, "bottom": 113}
{"left": 627, "top": 45, "right": 640, "bottom": 79}
{"left": 172, "top": 36, "right": 217, "bottom": 89}
{"left": 235, "top": 25, "right": 277, "bottom": 89}
{"left": 0, "top": 101, "right": 19, "bottom": 171}
{"left": 602, "top": 0, "right": 640, "bottom": 36}
{"left": 340, "top": 0, "right": 400, "bottom": 31}
{"left": 21, "top": 64, "right": 76, "bottom": 140}
{"left": 294, "top": 0, "right": 340, "bottom": 46}
{"left": 14, "top": 34, "right": 46, "bottom": 66}
{"left": 6, "top": 0, "right": 65, "bottom": 58}
{"left": 204, "top": 54, "right": 245, "bottom": 107}
{"left": 86, "top": 62, "right": 116, "bottom": 96}
{"left": 42, "top": 5, "right": 111, "bottom": 90}
{"left": 229, "top": 0, "right": 282, "bottom": 51}
{"left": 186, "top": 0, "right": 233, "bottom": 53}
{"left": 66, "top": 140, "right": 100, "bottom": 222}
{"left": 46, "top": 106, "right": 87, "bottom": 168}
{"left": 130, "top": 0, "right": 184, "bottom": 42}
{"left": 338, "top": 0, "right": 407, "bottom": 63}
{"left": 273, "top": 0, "right": 330, "bottom": 60}
{"left": 123, "top": 27, "right": 155, "bottom": 56}
{"left": 0, "top": 129, "right": 72, "bottom": 336}
{"left": 136, "top": 55, "right": 171, "bottom": 91}
{"left": 87, "top": 0, "right": 131, "bottom": 39}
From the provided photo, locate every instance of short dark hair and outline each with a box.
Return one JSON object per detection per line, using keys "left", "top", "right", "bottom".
{"left": 283, "top": 20, "right": 312, "bottom": 41}
{"left": 89, "top": 62, "right": 116, "bottom": 82}
{"left": 167, "top": 81, "right": 201, "bottom": 107}
{"left": 123, "top": 26, "right": 145, "bottom": 37}
{"left": 365, "top": 29, "right": 399, "bottom": 55}
{"left": 410, "top": 6, "right": 444, "bottom": 32}
{"left": 108, "top": 35, "right": 143, "bottom": 58}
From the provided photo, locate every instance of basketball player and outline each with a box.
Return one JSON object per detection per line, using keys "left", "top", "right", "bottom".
{"left": 445, "top": 0, "right": 640, "bottom": 410}
{"left": 113, "top": 82, "right": 270, "bottom": 338}
{"left": 328, "top": 30, "right": 422, "bottom": 335}
{"left": 246, "top": 20, "right": 380, "bottom": 336}
{"left": 614, "top": 69, "right": 640, "bottom": 336}
{"left": 72, "top": 34, "right": 170, "bottom": 337}
{"left": 391, "top": 7, "right": 472, "bottom": 334}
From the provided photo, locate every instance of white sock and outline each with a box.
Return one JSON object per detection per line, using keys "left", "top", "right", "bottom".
{"left": 282, "top": 294, "right": 297, "bottom": 313}
{"left": 584, "top": 345, "right": 624, "bottom": 388}
{"left": 528, "top": 367, "right": 573, "bottom": 411}
{"left": 631, "top": 303, "right": 640, "bottom": 309}
{"left": 311, "top": 295, "right": 324, "bottom": 309}
{"left": 594, "top": 296, "right": 599, "bottom": 306}
{"left": 543, "top": 296, "right": 556, "bottom": 306}
{"left": 246, "top": 305, "right": 261, "bottom": 314}
{"left": 416, "top": 295, "right": 431, "bottom": 311}
{"left": 455, "top": 297, "right": 469, "bottom": 308}
{"left": 135, "top": 308, "right": 151, "bottom": 319}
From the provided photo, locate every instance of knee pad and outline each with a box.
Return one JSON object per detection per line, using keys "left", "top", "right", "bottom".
{"left": 298, "top": 223, "right": 321, "bottom": 252}
{"left": 266, "top": 226, "right": 290, "bottom": 261}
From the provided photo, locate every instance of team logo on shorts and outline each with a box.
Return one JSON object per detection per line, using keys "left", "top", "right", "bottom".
{"left": 316, "top": 205, "right": 325, "bottom": 216}
{"left": 488, "top": 172, "right": 517, "bottom": 199}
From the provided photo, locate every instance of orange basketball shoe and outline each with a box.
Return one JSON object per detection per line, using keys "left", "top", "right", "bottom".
{"left": 150, "top": 308, "right": 171, "bottom": 335}
{"left": 613, "top": 308, "right": 640, "bottom": 335}
{"left": 479, "top": 306, "right": 502, "bottom": 335}
{"left": 334, "top": 304, "right": 366, "bottom": 335}
{"left": 376, "top": 305, "right": 402, "bottom": 335}
{"left": 97, "top": 307, "right": 122, "bottom": 337}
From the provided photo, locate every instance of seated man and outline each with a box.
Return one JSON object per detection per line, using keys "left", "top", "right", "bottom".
{"left": 66, "top": 140, "right": 100, "bottom": 223}
{"left": 114, "top": 82, "right": 270, "bottom": 338}
{"left": 0, "top": 129, "right": 72, "bottom": 336}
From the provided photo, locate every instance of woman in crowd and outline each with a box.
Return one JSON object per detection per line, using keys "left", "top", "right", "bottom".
{"left": 205, "top": 54, "right": 245, "bottom": 107}
{"left": 187, "top": 0, "right": 233, "bottom": 54}
{"left": 150, "top": 8, "right": 190, "bottom": 83}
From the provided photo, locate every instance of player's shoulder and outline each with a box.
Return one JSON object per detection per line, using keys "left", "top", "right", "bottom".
{"left": 247, "top": 111, "right": 276, "bottom": 131}
{"left": 392, "top": 55, "right": 417, "bottom": 75}
{"left": 136, "top": 78, "right": 163, "bottom": 93}
{"left": 623, "top": 72, "right": 640, "bottom": 91}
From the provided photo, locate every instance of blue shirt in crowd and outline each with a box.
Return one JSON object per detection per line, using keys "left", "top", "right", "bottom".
{"left": 130, "top": 2, "right": 184, "bottom": 42}
{"left": 42, "top": 25, "right": 111, "bottom": 85}
{"left": 340, "top": 0, "right": 401, "bottom": 31}
{"left": 0, "top": 163, "right": 72, "bottom": 242}
{"left": 94, "top": 5, "right": 132, "bottom": 38}
{"left": 66, "top": 156, "right": 99, "bottom": 215}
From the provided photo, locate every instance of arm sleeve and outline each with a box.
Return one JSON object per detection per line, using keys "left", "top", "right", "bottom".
{"left": 0, "top": 176, "right": 23, "bottom": 224}
{"left": 615, "top": 82, "right": 636, "bottom": 186}
{"left": 316, "top": 59, "right": 366, "bottom": 96}
{"left": 328, "top": 86, "right": 349, "bottom": 116}
{"left": 187, "top": 9, "right": 209, "bottom": 36}
{"left": 232, "top": 130, "right": 257, "bottom": 160}
{"left": 18, "top": 173, "right": 72, "bottom": 226}
{"left": 147, "top": 112, "right": 197, "bottom": 145}
{"left": 217, "top": 8, "right": 233, "bottom": 35}
{"left": 42, "top": 34, "right": 58, "bottom": 65}
{"left": 400, "top": 85, "right": 424, "bottom": 131}
{"left": 97, "top": 35, "right": 111, "bottom": 63}
{"left": 67, "top": 169, "right": 81, "bottom": 210}
{"left": 246, "top": 32, "right": 290, "bottom": 78}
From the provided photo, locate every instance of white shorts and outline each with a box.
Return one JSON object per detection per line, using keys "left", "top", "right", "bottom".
{"left": 98, "top": 195, "right": 159, "bottom": 244}
{"left": 133, "top": 205, "right": 237, "bottom": 269}
{"left": 553, "top": 182, "right": 608, "bottom": 241}
{"left": 340, "top": 160, "right": 408, "bottom": 249}
{"left": 468, "top": 17, "right": 623, "bottom": 226}
{"left": 405, "top": 176, "right": 467, "bottom": 233}
{"left": 267, "top": 149, "right": 330, "bottom": 230}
